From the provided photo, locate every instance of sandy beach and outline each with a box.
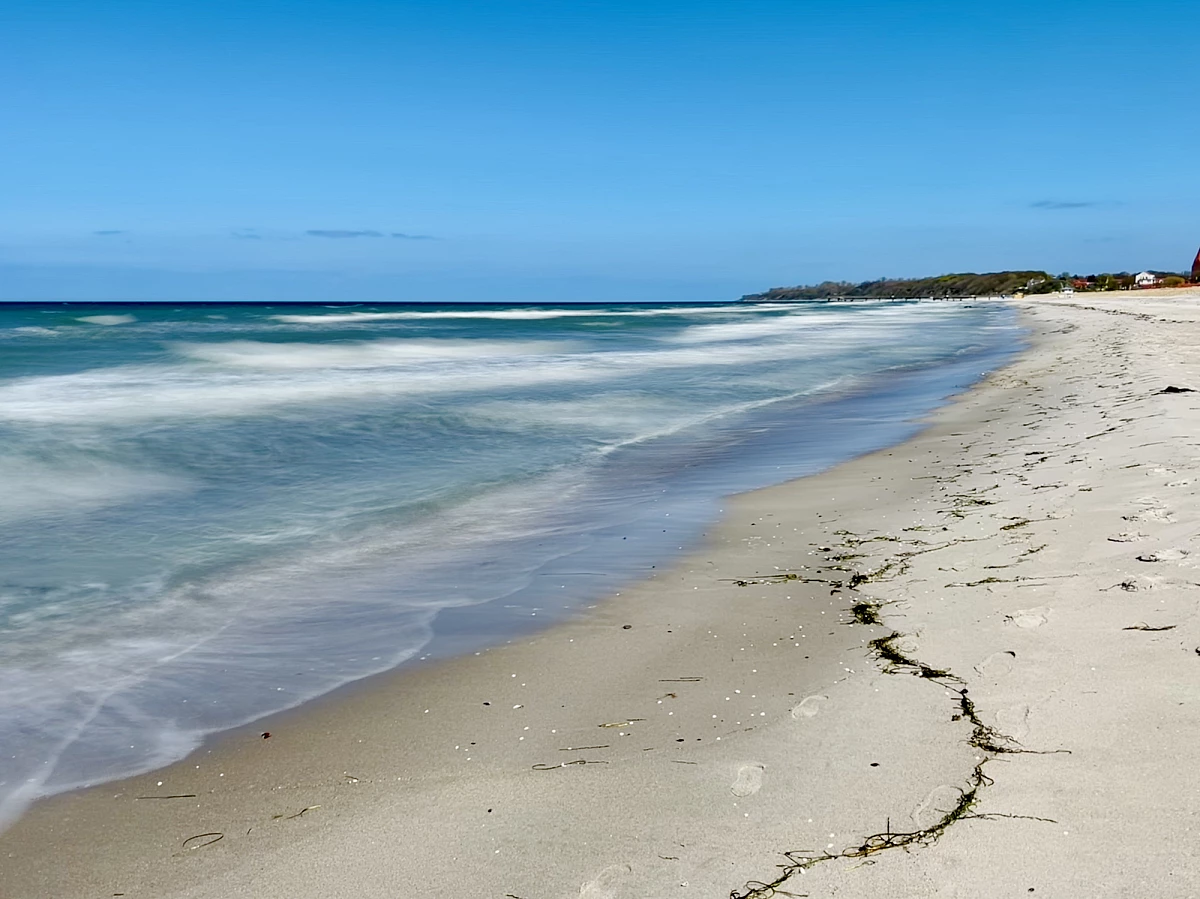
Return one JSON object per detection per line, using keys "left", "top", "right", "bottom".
{"left": 5, "top": 292, "right": 1200, "bottom": 898}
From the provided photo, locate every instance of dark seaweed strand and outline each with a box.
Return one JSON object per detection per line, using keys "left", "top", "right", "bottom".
{"left": 729, "top": 534, "right": 1064, "bottom": 899}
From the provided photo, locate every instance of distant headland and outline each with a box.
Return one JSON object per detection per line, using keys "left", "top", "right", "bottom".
{"left": 742, "top": 252, "right": 1200, "bottom": 302}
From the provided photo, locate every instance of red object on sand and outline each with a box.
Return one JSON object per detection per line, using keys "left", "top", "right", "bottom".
{"left": 1193, "top": 247, "right": 1200, "bottom": 279}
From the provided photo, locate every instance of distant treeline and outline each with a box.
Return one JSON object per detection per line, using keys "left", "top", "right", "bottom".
{"left": 742, "top": 268, "right": 1199, "bottom": 302}
{"left": 741, "top": 271, "right": 1055, "bottom": 301}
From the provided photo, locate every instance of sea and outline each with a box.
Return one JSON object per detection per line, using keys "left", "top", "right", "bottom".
{"left": 0, "top": 298, "right": 1020, "bottom": 827}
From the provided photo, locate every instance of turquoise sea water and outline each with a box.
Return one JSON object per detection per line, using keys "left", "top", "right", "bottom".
{"left": 0, "top": 299, "right": 1019, "bottom": 825}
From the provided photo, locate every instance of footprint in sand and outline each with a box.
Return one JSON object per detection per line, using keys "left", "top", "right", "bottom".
{"left": 1137, "top": 548, "right": 1189, "bottom": 563}
{"left": 1108, "top": 531, "right": 1148, "bottom": 543}
{"left": 730, "top": 764, "right": 765, "bottom": 797}
{"left": 579, "top": 864, "right": 631, "bottom": 899}
{"left": 976, "top": 650, "right": 1016, "bottom": 678}
{"left": 910, "top": 784, "right": 963, "bottom": 828}
{"left": 1007, "top": 607, "right": 1050, "bottom": 628}
{"left": 996, "top": 704, "right": 1031, "bottom": 741}
{"left": 790, "top": 694, "right": 829, "bottom": 719}
{"left": 1124, "top": 508, "right": 1175, "bottom": 523}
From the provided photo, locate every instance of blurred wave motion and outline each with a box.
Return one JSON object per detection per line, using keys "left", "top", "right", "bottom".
{"left": 0, "top": 299, "right": 1019, "bottom": 826}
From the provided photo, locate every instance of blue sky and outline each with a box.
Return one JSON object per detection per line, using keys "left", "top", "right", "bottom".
{"left": 2, "top": 0, "right": 1197, "bottom": 302}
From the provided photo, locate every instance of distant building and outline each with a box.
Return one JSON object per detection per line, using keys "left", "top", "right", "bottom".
{"left": 1135, "top": 271, "right": 1161, "bottom": 288}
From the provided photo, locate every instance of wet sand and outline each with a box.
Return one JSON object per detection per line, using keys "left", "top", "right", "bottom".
{"left": 4, "top": 293, "right": 1200, "bottom": 898}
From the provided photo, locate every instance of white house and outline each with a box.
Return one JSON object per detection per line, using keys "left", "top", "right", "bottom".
{"left": 1135, "top": 271, "right": 1160, "bottom": 288}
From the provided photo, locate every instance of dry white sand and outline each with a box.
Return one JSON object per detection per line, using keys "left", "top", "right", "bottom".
{"left": 4, "top": 295, "right": 1200, "bottom": 898}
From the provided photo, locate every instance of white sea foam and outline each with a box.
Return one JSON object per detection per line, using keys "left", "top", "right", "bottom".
{"left": 593, "top": 379, "right": 852, "bottom": 456}
{"left": 269, "top": 304, "right": 790, "bottom": 324}
{"left": 76, "top": 314, "right": 137, "bottom": 326}
{"left": 466, "top": 380, "right": 847, "bottom": 449}
{"left": 0, "top": 339, "right": 841, "bottom": 423}
{"left": 176, "top": 338, "right": 572, "bottom": 369}
{"left": 667, "top": 312, "right": 844, "bottom": 344}
{"left": 666, "top": 304, "right": 966, "bottom": 346}
{"left": 466, "top": 395, "right": 693, "bottom": 435}
{"left": 0, "top": 457, "right": 191, "bottom": 522}
{"left": 9, "top": 326, "right": 60, "bottom": 336}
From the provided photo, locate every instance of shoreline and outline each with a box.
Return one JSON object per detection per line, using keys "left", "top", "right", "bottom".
{"left": 0, "top": 301, "right": 1020, "bottom": 833}
{"left": 0, "top": 295, "right": 1019, "bottom": 829}
{"left": 5, "top": 294, "right": 1200, "bottom": 896}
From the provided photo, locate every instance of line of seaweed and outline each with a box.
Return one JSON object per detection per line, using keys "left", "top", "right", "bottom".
{"left": 730, "top": 546, "right": 1062, "bottom": 899}
{"left": 731, "top": 760, "right": 993, "bottom": 899}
